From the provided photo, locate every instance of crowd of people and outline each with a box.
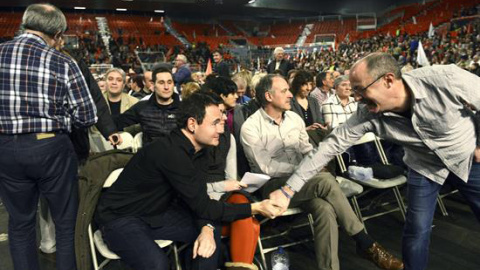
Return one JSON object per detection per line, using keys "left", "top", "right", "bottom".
{"left": 2, "top": 3, "right": 480, "bottom": 270}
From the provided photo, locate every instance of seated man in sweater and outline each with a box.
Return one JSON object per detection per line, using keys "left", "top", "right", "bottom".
{"left": 95, "top": 92, "right": 278, "bottom": 270}
{"left": 115, "top": 67, "right": 181, "bottom": 145}
{"left": 241, "top": 74, "right": 403, "bottom": 270}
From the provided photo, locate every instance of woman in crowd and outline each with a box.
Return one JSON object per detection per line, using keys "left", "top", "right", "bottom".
{"left": 321, "top": 75, "right": 357, "bottom": 129}
{"left": 204, "top": 90, "right": 260, "bottom": 270}
{"left": 290, "top": 70, "right": 326, "bottom": 132}
{"left": 208, "top": 77, "right": 238, "bottom": 133}
{"left": 232, "top": 72, "right": 252, "bottom": 105}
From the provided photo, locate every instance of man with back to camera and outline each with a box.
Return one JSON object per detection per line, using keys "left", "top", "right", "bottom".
{"left": 95, "top": 91, "right": 278, "bottom": 270}
{"left": 0, "top": 3, "right": 97, "bottom": 269}
{"left": 269, "top": 52, "right": 480, "bottom": 270}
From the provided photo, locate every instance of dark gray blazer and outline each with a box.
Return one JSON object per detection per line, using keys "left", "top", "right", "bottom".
{"left": 290, "top": 96, "right": 324, "bottom": 125}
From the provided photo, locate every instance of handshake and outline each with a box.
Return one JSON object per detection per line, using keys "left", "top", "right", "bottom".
{"left": 250, "top": 186, "right": 294, "bottom": 219}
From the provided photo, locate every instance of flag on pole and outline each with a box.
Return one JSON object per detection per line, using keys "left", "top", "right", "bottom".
{"left": 205, "top": 58, "right": 213, "bottom": 75}
{"left": 416, "top": 41, "right": 430, "bottom": 67}
{"left": 428, "top": 22, "right": 434, "bottom": 38}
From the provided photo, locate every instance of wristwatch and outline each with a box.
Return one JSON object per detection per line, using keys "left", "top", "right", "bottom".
{"left": 205, "top": 223, "right": 215, "bottom": 231}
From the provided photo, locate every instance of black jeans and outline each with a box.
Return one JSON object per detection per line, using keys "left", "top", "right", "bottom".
{"left": 101, "top": 204, "right": 222, "bottom": 270}
{"left": 0, "top": 133, "right": 78, "bottom": 270}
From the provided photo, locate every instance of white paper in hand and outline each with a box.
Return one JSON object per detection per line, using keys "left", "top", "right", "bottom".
{"left": 240, "top": 172, "right": 271, "bottom": 193}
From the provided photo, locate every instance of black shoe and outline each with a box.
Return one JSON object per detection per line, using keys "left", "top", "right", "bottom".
{"left": 39, "top": 250, "right": 56, "bottom": 263}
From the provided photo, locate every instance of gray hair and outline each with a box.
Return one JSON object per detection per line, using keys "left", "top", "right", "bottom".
{"left": 255, "top": 74, "right": 284, "bottom": 108}
{"left": 361, "top": 52, "right": 402, "bottom": 79}
{"left": 176, "top": 54, "right": 187, "bottom": 63}
{"left": 333, "top": 75, "right": 349, "bottom": 89}
{"left": 21, "top": 3, "right": 67, "bottom": 37}
{"left": 105, "top": 68, "right": 126, "bottom": 83}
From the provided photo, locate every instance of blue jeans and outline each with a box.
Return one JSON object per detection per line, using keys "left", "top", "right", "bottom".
{"left": 100, "top": 205, "right": 222, "bottom": 270}
{"left": 403, "top": 162, "right": 480, "bottom": 270}
{"left": 0, "top": 133, "right": 78, "bottom": 270}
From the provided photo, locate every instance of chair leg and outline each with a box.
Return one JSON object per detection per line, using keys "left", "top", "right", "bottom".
{"left": 350, "top": 196, "right": 367, "bottom": 234}
{"left": 437, "top": 196, "right": 449, "bottom": 217}
{"left": 257, "top": 235, "right": 268, "bottom": 270}
{"left": 88, "top": 224, "right": 100, "bottom": 270}
{"left": 173, "top": 243, "right": 181, "bottom": 270}
{"left": 307, "top": 213, "right": 315, "bottom": 236}
{"left": 393, "top": 186, "right": 407, "bottom": 221}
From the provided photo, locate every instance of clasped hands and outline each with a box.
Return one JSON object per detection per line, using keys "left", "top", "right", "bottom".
{"left": 252, "top": 186, "right": 294, "bottom": 219}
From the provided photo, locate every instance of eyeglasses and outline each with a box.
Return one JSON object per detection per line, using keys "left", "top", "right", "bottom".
{"left": 352, "top": 73, "right": 386, "bottom": 95}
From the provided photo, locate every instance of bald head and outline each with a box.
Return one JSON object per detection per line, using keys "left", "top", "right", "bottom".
{"left": 351, "top": 52, "right": 401, "bottom": 80}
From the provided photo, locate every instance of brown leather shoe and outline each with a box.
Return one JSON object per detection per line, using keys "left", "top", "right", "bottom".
{"left": 358, "top": 242, "right": 404, "bottom": 270}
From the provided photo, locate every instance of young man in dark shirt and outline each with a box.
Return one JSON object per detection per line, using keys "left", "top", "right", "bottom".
{"left": 95, "top": 91, "right": 278, "bottom": 270}
{"left": 115, "top": 67, "right": 180, "bottom": 145}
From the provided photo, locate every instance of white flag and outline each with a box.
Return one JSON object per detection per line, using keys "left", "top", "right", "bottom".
{"left": 428, "top": 22, "right": 434, "bottom": 38}
{"left": 412, "top": 16, "right": 417, "bottom": 25}
{"left": 417, "top": 41, "right": 430, "bottom": 67}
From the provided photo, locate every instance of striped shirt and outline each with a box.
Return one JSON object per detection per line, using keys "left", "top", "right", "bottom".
{"left": 286, "top": 64, "right": 480, "bottom": 191}
{"left": 0, "top": 33, "right": 97, "bottom": 134}
{"left": 310, "top": 87, "right": 335, "bottom": 105}
{"left": 321, "top": 95, "right": 358, "bottom": 129}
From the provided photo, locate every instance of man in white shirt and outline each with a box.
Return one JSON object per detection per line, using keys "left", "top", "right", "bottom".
{"left": 240, "top": 74, "right": 403, "bottom": 270}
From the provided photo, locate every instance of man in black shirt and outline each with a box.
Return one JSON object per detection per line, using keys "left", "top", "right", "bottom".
{"left": 115, "top": 67, "right": 180, "bottom": 145}
{"left": 213, "top": 49, "right": 230, "bottom": 78}
{"left": 95, "top": 92, "right": 278, "bottom": 270}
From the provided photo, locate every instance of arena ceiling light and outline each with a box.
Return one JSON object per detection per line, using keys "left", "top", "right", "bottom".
{"left": 116, "top": 8, "right": 127, "bottom": 11}
{"left": 248, "top": 0, "right": 256, "bottom": 4}
{"left": 154, "top": 10, "right": 165, "bottom": 13}
{"left": 74, "top": 7, "right": 86, "bottom": 10}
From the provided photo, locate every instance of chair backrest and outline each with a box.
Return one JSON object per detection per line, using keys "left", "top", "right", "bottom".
{"left": 133, "top": 132, "right": 143, "bottom": 153}
{"left": 89, "top": 132, "right": 114, "bottom": 153}
{"left": 116, "top": 132, "right": 134, "bottom": 151}
{"left": 103, "top": 168, "right": 124, "bottom": 188}
{"left": 353, "top": 132, "right": 377, "bottom": 145}
{"left": 353, "top": 132, "right": 389, "bottom": 165}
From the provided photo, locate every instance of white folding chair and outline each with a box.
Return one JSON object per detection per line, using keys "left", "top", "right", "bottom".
{"left": 336, "top": 132, "right": 407, "bottom": 232}
{"left": 88, "top": 132, "right": 134, "bottom": 153}
{"left": 133, "top": 132, "right": 143, "bottom": 153}
{"left": 88, "top": 168, "right": 180, "bottom": 270}
{"left": 116, "top": 132, "right": 134, "bottom": 151}
{"left": 256, "top": 207, "right": 314, "bottom": 270}
{"left": 88, "top": 132, "right": 114, "bottom": 153}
